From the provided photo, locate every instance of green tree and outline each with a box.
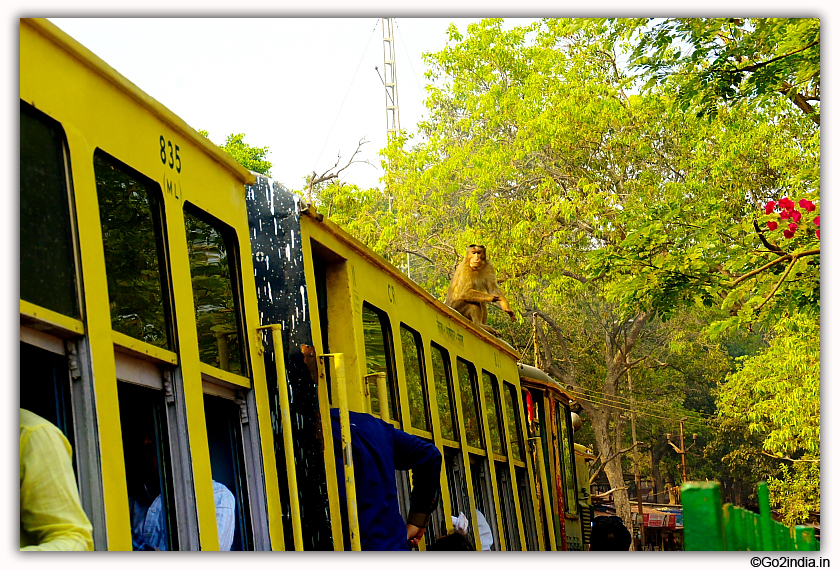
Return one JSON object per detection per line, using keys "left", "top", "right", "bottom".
{"left": 199, "top": 130, "right": 273, "bottom": 175}
{"left": 612, "top": 18, "right": 820, "bottom": 124}
{"left": 717, "top": 314, "right": 819, "bottom": 524}
{"left": 372, "top": 18, "right": 741, "bottom": 530}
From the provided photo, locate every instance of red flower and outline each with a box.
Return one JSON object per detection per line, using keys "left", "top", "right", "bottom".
{"left": 814, "top": 216, "right": 820, "bottom": 226}
{"left": 780, "top": 210, "right": 791, "bottom": 220}
{"left": 789, "top": 223, "right": 798, "bottom": 231}
{"left": 779, "top": 197, "right": 795, "bottom": 211}
{"left": 799, "top": 198, "right": 816, "bottom": 212}
{"left": 784, "top": 229, "right": 795, "bottom": 239}
{"left": 765, "top": 201, "right": 777, "bottom": 214}
{"left": 817, "top": 229, "right": 820, "bottom": 239}
{"left": 792, "top": 210, "right": 802, "bottom": 223}
{"left": 767, "top": 221, "right": 778, "bottom": 231}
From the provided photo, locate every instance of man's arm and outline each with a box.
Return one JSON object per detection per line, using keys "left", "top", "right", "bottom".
{"left": 213, "top": 481, "right": 236, "bottom": 551}
{"left": 20, "top": 425, "right": 94, "bottom": 551}
{"left": 391, "top": 428, "right": 442, "bottom": 534}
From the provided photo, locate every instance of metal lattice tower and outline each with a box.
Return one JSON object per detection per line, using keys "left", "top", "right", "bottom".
{"left": 382, "top": 18, "right": 400, "bottom": 138}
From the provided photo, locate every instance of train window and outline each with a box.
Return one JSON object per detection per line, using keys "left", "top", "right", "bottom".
{"left": 19, "top": 341, "right": 75, "bottom": 459}
{"left": 184, "top": 205, "right": 246, "bottom": 375}
{"left": 399, "top": 324, "right": 430, "bottom": 432}
{"left": 118, "top": 381, "right": 178, "bottom": 551}
{"left": 556, "top": 403, "right": 578, "bottom": 514}
{"left": 469, "top": 456, "right": 500, "bottom": 550}
{"left": 481, "top": 371, "right": 504, "bottom": 456}
{"left": 515, "top": 464, "right": 539, "bottom": 551}
{"left": 430, "top": 344, "right": 458, "bottom": 442}
{"left": 94, "top": 151, "right": 172, "bottom": 348}
{"left": 361, "top": 303, "right": 400, "bottom": 423}
{"left": 20, "top": 101, "right": 80, "bottom": 319}
{"left": 456, "top": 359, "right": 483, "bottom": 449}
{"left": 503, "top": 383, "right": 524, "bottom": 462}
{"left": 203, "top": 394, "right": 253, "bottom": 550}
{"left": 494, "top": 462, "right": 520, "bottom": 550}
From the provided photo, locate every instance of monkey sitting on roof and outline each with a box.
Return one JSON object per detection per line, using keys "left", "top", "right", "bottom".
{"left": 445, "top": 244, "right": 515, "bottom": 334}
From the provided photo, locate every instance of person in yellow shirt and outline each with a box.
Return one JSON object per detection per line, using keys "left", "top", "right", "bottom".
{"left": 20, "top": 408, "right": 94, "bottom": 550}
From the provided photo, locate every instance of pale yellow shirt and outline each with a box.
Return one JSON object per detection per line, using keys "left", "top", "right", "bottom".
{"left": 20, "top": 409, "right": 94, "bottom": 551}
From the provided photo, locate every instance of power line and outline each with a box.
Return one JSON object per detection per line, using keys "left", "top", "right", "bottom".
{"left": 565, "top": 383, "right": 715, "bottom": 419}
{"left": 564, "top": 387, "right": 709, "bottom": 430}
{"left": 312, "top": 18, "right": 380, "bottom": 176}
{"left": 394, "top": 19, "right": 425, "bottom": 95}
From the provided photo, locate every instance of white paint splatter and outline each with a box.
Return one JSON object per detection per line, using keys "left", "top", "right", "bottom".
{"left": 300, "top": 286, "right": 307, "bottom": 321}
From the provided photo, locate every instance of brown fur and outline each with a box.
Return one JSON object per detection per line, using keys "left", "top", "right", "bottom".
{"left": 445, "top": 245, "right": 515, "bottom": 333}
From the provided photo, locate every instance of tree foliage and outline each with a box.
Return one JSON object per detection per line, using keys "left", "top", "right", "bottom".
{"left": 320, "top": 17, "right": 819, "bottom": 528}
{"left": 613, "top": 18, "right": 820, "bottom": 124}
{"left": 717, "top": 314, "right": 819, "bottom": 524}
{"left": 199, "top": 130, "right": 273, "bottom": 175}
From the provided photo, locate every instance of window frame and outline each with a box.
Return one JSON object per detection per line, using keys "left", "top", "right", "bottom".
{"left": 398, "top": 323, "right": 432, "bottom": 436}
{"left": 429, "top": 342, "right": 459, "bottom": 446}
{"left": 182, "top": 201, "right": 251, "bottom": 381}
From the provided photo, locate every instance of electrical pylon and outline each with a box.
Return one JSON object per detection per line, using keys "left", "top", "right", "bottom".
{"left": 382, "top": 18, "right": 400, "bottom": 139}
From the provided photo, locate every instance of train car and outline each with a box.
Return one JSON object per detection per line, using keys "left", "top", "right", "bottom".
{"left": 574, "top": 443, "right": 596, "bottom": 549}
{"left": 519, "top": 364, "right": 590, "bottom": 550}
{"left": 20, "top": 17, "right": 578, "bottom": 551}
{"left": 20, "top": 18, "right": 282, "bottom": 550}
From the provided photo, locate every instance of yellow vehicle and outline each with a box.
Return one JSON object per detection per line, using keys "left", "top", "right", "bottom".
{"left": 519, "top": 364, "right": 594, "bottom": 551}
{"left": 20, "top": 18, "right": 582, "bottom": 551}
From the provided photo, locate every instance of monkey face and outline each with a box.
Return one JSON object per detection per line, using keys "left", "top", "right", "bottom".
{"left": 466, "top": 245, "right": 487, "bottom": 271}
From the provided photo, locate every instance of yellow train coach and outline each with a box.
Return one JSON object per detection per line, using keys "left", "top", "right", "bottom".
{"left": 20, "top": 18, "right": 582, "bottom": 551}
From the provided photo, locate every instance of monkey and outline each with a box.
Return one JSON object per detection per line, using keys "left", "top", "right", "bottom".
{"left": 445, "top": 244, "right": 515, "bottom": 334}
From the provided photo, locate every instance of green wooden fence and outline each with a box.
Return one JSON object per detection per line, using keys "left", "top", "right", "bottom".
{"left": 681, "top": 482, "right": 818, "bottom": 551}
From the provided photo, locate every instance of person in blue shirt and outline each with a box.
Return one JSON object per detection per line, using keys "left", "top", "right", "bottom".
{"left": 330, "top": 409, "right": 442, "bottom": 551}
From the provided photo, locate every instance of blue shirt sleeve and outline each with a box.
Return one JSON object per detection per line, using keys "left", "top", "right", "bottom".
{"left": 390, "top": 424, "right": 442, "bottom": 517}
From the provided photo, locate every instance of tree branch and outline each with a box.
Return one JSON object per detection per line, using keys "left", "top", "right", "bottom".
{"left": 761, "top": 451, "right": 819, "bottom": 463}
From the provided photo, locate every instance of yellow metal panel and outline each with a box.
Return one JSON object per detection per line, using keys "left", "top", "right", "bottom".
{"left": 257, "top": 325, "right": 301, "bottom": 550}
{"left": 65, "top": 127, "right": 130, "bottom": 550}
{"left": 19, "top": 299, "right": 85, "bottom": 337}
{"left": 198, "top": 363, "right": 250, "bottom": 389}
{"left": 112, "top": 330, "right": 178, "bottom": 365}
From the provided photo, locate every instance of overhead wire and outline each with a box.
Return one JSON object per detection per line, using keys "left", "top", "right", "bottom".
{"left": 567, "top": 384, "right": 714, "bottom": 420}
{"left": 561, "top": 387, "right": 711, "bottom": 429}
{"left": 312, "top": 18, "right": 380, "bottom": 178}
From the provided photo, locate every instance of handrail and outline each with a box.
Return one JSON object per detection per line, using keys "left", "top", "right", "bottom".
{"left": 257, "top": 324, "right": 303, "bottom": 551}
{"left": 323, "top": 353, "right": 361, "bottom": 551}
{"left": 682, "top": 481, "right": 818, "bottom": 551}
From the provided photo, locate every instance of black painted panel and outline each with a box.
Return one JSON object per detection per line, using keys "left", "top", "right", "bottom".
{"left": 246, "top": 175, "right": 332, "bottom": 550}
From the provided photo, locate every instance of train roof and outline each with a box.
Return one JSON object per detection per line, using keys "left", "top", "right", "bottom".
{"left": 300, "top": 202, "right": 522, "bottom": 361}
{"left": 517, "top": 362, "right": 574, "bottom": 401}
{"left": 25, "top": 18, "right": 255, "bottom": 187}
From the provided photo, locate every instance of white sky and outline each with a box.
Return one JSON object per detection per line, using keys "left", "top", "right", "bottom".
{"left": 47, "top": 17, "right": 540, "bottom": 191}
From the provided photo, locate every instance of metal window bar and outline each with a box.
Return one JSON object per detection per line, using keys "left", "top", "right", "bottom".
{"left": 320, "top": 352, "right": 361, "bottom": 551}
{"left": 257, "top": 324, "right": 302, "bottom": 550}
